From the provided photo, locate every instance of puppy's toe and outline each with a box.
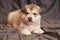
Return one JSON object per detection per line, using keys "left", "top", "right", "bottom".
{"left": 39, "top": 30, "right": 44, "bottom": 34}
{"left": 33, "top": 29, "right": 44, "bottom": 34}
{"left": 20, "top": 29, "right": 32, "bottom": 35}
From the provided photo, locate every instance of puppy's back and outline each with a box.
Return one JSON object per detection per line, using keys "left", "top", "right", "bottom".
{"left": 7, "top": 10, "right": 21, "bottom": 29}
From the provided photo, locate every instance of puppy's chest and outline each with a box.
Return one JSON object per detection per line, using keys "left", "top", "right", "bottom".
{"left": 20, "top": 22, "right": 40, "bottom": 31}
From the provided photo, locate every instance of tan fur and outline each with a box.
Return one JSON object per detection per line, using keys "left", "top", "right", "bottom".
{"left": 7, "top": 4, "right": 44, "bottom": 35}
{"left": 25, "top": 4, "right": 41, "bottom": 13}
{"left": 8, "top": 10, "right": 19, "bottom": 29}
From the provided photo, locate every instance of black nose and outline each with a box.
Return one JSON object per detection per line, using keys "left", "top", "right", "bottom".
{"left": 28, "top": 17, "right": 32, "bottom": 22}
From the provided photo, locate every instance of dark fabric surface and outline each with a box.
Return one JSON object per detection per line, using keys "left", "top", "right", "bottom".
{"left": 0, "top": 0, "right": 60, "bottom": 40}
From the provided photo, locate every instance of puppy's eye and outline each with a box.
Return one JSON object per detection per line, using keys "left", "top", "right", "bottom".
{"left": 26, "top": 12, "right": 29, "bottom": 14}
{"left": 33, "top": 13, "right": 36, "bottom": 15}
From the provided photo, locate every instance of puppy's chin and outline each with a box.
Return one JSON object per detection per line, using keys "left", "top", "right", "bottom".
{"left": 24, "top": 21, "right": 33, "bottom": 25}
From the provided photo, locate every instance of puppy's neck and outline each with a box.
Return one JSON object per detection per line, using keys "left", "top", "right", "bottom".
{"left": 23, "top": 21, "right": 34, "bottom": 25}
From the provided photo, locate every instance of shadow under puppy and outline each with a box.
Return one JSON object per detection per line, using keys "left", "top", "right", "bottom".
{"left": 7, "top": 4, "right": 44, "bottom": 35}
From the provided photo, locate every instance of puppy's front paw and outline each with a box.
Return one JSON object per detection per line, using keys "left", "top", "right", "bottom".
{"left": 33, "top": 29, "right": 44, "bottom": 34}
{"left": 20, "top": 29, "right": 32, "bottom": 35}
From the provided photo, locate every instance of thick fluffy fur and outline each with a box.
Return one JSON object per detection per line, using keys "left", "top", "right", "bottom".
{"left": 7, "top": 4, "right": 44, "bottom": 35}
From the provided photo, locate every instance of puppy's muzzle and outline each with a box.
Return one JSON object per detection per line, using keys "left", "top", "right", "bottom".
{"left": 28, "top": 17, "right": 32, "bottom": 22}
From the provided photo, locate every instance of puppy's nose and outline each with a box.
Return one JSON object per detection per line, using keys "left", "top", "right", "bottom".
{"left": 28, "top": 17, "right": 32, "bottom": 22}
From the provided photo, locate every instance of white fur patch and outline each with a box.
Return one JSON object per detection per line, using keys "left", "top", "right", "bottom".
{"left": 20, "top": 15, "right": 44, "bottom": 35}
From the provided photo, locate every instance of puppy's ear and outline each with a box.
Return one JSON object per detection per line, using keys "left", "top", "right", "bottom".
{"left": 39, "top": 8, "right": 42, "bottom": 14}
{"left": 37, "top": 6, "right": 42, "bottom": 14}
{"left": 38, "top": 7, "right": 42, "bottom": 15}
{"left": 21, "top": 7, "right": 26, "bottom": 13}
{"left": 35, "top": 5, "right": 42, "bottom": 14}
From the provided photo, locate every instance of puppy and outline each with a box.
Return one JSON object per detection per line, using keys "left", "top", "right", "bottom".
{"left": 7, "top": 4, "right": 44, "bottom": 35}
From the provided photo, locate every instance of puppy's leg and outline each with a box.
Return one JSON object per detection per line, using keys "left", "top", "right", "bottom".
{"left": 33, "top": 27, "right": 44, "bottom": 34}
{"left": 20, "top": 29, "right": 32, "bottom": 35}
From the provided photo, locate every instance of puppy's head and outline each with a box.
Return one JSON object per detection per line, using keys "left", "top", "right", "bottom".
{"left": 21, "top": 4, "right": 42, "bottom": 24}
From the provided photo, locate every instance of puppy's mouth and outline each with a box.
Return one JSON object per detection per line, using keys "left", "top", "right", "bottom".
{"left": 28, "top": 19, "right": 32, "bottom": 22}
